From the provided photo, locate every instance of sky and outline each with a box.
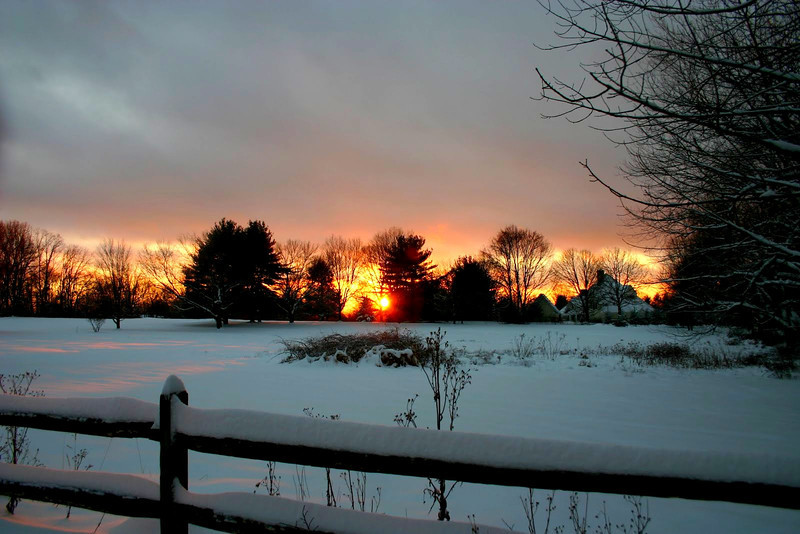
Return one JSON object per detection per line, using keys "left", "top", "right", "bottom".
{"left": 0, "top": 0, "right": 634, "bottom": 266}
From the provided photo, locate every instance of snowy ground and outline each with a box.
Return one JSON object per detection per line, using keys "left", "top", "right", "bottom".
{"left": 0, "top": 317, "right": 798, "bottom": 533}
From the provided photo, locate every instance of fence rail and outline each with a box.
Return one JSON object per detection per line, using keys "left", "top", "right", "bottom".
{"left": 1, "top": 375, "right": 799, "bottom": 533}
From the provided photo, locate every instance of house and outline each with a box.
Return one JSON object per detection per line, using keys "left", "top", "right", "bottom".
{"left": 528, "top": 293, "right": 560, "bottom": 322}
{"left": 560, "top": 270, "right": 653, "bottom": 322}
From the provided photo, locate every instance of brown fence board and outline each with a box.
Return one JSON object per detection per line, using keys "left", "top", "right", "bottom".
{"left": 0, "top": 463, "right": 160, "bottom": 518}
{"left": 183, "top": 434, "right": 800, "bottom": 509}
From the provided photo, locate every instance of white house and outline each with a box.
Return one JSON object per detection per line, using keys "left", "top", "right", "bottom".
{"left": 560, "top": 270, "right": 653, "bottom": 322}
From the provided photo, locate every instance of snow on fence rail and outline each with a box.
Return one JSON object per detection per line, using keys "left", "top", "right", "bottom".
{"left": 1, "top": 375, "right": 799, "bottom": 533}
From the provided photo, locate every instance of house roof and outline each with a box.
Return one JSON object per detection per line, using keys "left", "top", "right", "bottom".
{"left": 560, "top": 271, "right": 653, "bottom": 315}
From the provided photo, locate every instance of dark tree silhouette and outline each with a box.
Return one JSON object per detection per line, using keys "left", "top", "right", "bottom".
{"left": 274, "top": 240, "right": 317, "bottom": 323}
{"left": 55, "top": 245, "right": 91, "bottom": 316}
{"left": 379, "top": 233, "right": 435, "bottom": 322}
{"left": 183, "top": 219, "right": 282, "bottom": 328}
{"left": 600, "top": 248, "right": 650, "bottom": 316}
{"left": 323, "top": 236, "right": 365, "bottom": 320}
{"left": 552, "top": 249, "right": 600, "bottom": 323}
{"left": 364, "top": 227, "right": 404, "bottom": 304}
{"left": 0, "top": 220, "right": 36, "bottom": 315}
{"left": 481, "top": 226, "right": 551, "bottom": 323}
{"left": 448, "top": 257, "right": 495, "bottom": 323}
{"left": 95, "top": 239, "right": 143, "bottom": 329}
{"left": 536, "top": 0, "right": 800, "bottom": 347}
{"left": 31, "top": 229, "right": 63, "bottom": 316}
{"left": 306, "top": 257, "right": 338, "bottom": 320}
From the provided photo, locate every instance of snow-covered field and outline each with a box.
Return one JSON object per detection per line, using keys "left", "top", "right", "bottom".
{"left": 0, "top": 317, "right": 798, "bottom": 533}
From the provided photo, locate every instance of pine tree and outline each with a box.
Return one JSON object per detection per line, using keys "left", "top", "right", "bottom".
{"left": 379, "top": 234, "right": 435, "bottom": 322}
{"left": 183, "top": 219, "right": 282, "bottom": 328}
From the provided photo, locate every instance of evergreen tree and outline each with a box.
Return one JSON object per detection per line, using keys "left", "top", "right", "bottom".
{"left": 305, "top": 257, "right": 338, "bottom": 320}
{"left": 380, "top": 234, "right": 435, "bottom": 322}
{"left": 183, "top": 219, "right": 282, "bottom": 328}
{"left": 448, "top": 257, "right": 495, "bottom": 322}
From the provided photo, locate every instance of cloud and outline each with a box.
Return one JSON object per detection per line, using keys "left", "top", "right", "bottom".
{"left": 0, "top": 1, "right": 631, "bottom": 258}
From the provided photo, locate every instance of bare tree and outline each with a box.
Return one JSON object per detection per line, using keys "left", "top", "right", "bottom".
{"left": 0, "top": 220, "right": 37, "bottom": 315}
{"left": 363, "top": 227, "right": 404, "bottom": 304}
{"left": 95, "top": 239, "right": 143, "bottom": 329}
{"left": 140, "top": 238, "right": 240, "bottom": 322}
{"left": 274, "top": 240, "right": 318, "bottom": 323}
{"left": 552, "top": 249, "right": 601, "bottom": 322}
{"left": 600, "top": 248, "right": 651, "bottom": 315}
{"left": 56, "top": 245, "right": 92, "bottom": 315}
{"left": 535, "top": 0, "right": 800, "bottom": 345}
{"left": 140, "top": 241, "right": 189, "bottom": 303}
{"left": 481, "top": 225, "right": 552, "bottom": 322}
{"left": 31, "top": 229, "right": 63, "bottom": 315}
{"left": 323, "top": 236, "right": 365, "bottom": 320}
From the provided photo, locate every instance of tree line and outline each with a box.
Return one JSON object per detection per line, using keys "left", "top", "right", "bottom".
{"left": 0, "top": 218, "right": 655, "bottom": 327}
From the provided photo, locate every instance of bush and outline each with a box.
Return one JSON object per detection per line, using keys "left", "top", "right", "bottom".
{"left": 0, "top": 371, "right": 44, "bottom": 513}
{"left": 511, "top": 334, "right": 536, "bottom": 362}
{"left": 611, "top": 341, "right": 768, "bottom": 370}
{"left": 281, "top": 329, "right": 425, "bottom": 365}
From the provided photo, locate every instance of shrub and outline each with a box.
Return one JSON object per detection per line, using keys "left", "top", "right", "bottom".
{"left": 0, "top": 371, "right": 44, "bottom": 513}
{"left": 511, "top": 334, "right": 536, "bottom": 362}
{"left": 88, "top": 317, "right": 105, "bottom": 332}
{"left": 281, "top": 329, "right": 425, "bottom": 365}
{"left": 610, "top": 341, "right": 768, "bottom": 370}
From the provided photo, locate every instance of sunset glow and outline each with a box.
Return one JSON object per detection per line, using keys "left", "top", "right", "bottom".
{"left": 0, "top": 1, "right": 670, "bottom": 323}
{"left": 0, "top": 2, "right": 637, "bottom": 266}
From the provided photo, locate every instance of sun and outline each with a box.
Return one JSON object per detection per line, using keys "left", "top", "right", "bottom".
{"left": 379, "top": 296, "right": 390, "bottom": 309}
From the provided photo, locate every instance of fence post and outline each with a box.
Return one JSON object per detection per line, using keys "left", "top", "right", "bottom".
{"left": 160, "top": 375, "right": 188, "bottom": 534}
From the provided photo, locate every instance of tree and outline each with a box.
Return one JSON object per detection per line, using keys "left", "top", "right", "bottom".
{"left": 600, "top": 248, "right": 651, "bottom": 316}
{"left": 30, "top": 229, "right": 63, "bottom": 315}
{"left": 140, "top": 241, "right": 193, "bottom": 317}
{"left": 363, "top": 227, "right": 404, "bottom": 302}
{"left": 55, "top": 245, "right": 91, "bottom": 315}
{"left": 379, "top": 233, "right": 435, "bottom": 322}
{"left": 0, "top": 220, "right": 36, "bottom": 315}
{"left": 305, "top": 257, "right": 338, "bottom": 320}
{"left": 274, "top": 240, "right": 318, "bottom": 323}
{"left": 481, "top": 226, "right": 552, "bottom": 323}
{"left": 447, "top": 257, "right": 495, "bottom": 322}
{"left": 536, "top": 0, "right": 800, "bottom": 347}
{"left": 182, "top": 219, "right": 282, "bottom": 328}
{"left": 323, "top": 236, "right": 365, "bottom": 320}
{"left": 552, "top": 249, "right": 601, "bottom": 322}
{"left": 421, "top": 272, "right": 451, "bottom": 322}
{"left": 95, "top": 239, "right": 143, "bottom": 329}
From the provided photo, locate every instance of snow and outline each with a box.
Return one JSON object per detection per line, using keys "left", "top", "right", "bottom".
{"left": 161, "top": 375, "right": 186, "bottom": 397}
{"left": 0, "top": 317, "right": 798, "bottom": 533}
{"left": 178, "top": 487, "right": 509, "bottom": 534}
{"left": 0, "top": 463, "right": 159, "bottom": 502}
{"left": 0, "top": 395, "right": 156, "bottom": 425}
{"left": 174, "top": 403, "right": 799, "bottom": 487}
{"left": 766, "top": 138, "right": 800, "bottom": 153}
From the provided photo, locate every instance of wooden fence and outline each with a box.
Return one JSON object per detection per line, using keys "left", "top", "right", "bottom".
{"left": 0, "top": 375, "right": 798, "bottom": 533}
